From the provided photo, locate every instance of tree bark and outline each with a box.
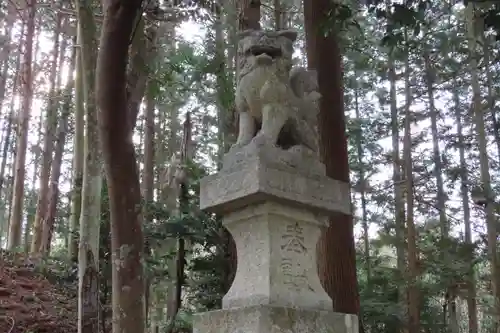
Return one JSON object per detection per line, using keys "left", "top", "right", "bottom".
{"left": 75, "top": 0, "right": 102, "bottom": 331}
{"left": 68, "top": 26, "right": 85, "bottom": 262}
{"left": 96, "top": 2, "right": 145, "bottom": 333}
{"left": 0, "top": 27, "right": 21, "bottom": 194}
{"left": 466, "top": 4, "right": 500, "bottom": 327}
{"left": 452, "top": 73, "right": 478, "bottom": 333}
{"left": 403, "top": 28, "right": 420, "bottom": 333}
{"left": 423, "top": 49, "right": 448, "bottom": 242}
{"left": 0, "top": 2, "right": 17, "bottom": 109}
{"left": 41, "top": 36, "right": 76, "bottom": 254}
{"left": 303, "top": 0, "right": 361, "bottom": 319}
{"left": 143, "top": 77, "right": 155, "bottom": 323}
{"left": 388, "top": 50, "right": 406, "bottom": 333}
{"left": 482, "top": 33, "right": 500, "bottom": 184}
{"left": 31, "top": 12, "right": 62, "bottom": 254}
{"left": 353, "top": 72, "right": 370, "bottom": 282}
{"left": 238, "top": 0, "right": 261, "bottom": 30}
{"left": 7, "top": 0, "right": 36, "bottom": 250}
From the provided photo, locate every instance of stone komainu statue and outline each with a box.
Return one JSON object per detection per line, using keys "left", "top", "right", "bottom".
{"left": 234, "top": 29, "right": 321, "bottom": 153}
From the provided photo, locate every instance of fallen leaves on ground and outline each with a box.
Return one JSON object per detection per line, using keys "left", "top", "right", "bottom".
{"left": 0, "top": 250, "right": 77, "bottom": 333}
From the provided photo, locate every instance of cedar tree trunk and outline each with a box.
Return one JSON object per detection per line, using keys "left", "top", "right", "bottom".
{"left": 303, "top": 0, "right": 361, "bottom": 321}
{"left": 96, "top": 1, "right": 145, "bottom": 333}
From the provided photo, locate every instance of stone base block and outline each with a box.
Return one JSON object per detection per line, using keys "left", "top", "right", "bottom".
{"left": 193, "top": 305, "right": 358, "bottom": 333}
{"left": 200, "top": 143, "right": 351, "bottom": 217}
{"left": 221, "top": 202, "right": 332, "bottom": 311}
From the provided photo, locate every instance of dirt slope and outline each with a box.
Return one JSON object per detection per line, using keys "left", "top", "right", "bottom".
{"left": 0, "top": 250, "right": 77, "bottom": 333}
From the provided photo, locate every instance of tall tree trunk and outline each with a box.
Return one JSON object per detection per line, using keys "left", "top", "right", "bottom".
{"left": 0, "top": 15, "right": 22, "bottom": 246}
{"left": 31, "top": 12, "right": 62, "bottom": 253}
{"left": 482, "top": 33, "right": 500, "bottom": 171}
{"left": 0, "top": 2, "right": 17, "bottom": 108}
{"left": 403, "top": 28, "right": 420, "bottom": 333}
{"left": 452, "top": 73, "right": 478, "bottom": 333}
{"left": 23, "top": 23, "right": 42, "bottom": 252}
{"left": 388, "top": 49, "right": 406, "bottom": 333}
{"left": 164, "top": 114, "right": 192, "bottom": 333}
{"left": 238, "top": 0, "right": 261, "bottom": 30}
{"left": 25, "top": 106, "right": 44, "bottom": 253}
{"left": 213, "top": 7, "right": 238, "bottom": 299}
{"left": 68, "top": 27, "right": 85, "bottom": 262}
{"left": 96, "top": 2, "right": 145, "bottom": 333}
{"left": 354, "top": 75, "right": 369, "bottom": 282}
{"left": 3, "top": 145, "right": 15, "bottom": 248}
{"left": 303, "top": 0, "right": 361, "bottom": 320}
{"left": 0, "top": 31, "right": 21, "bottom": 194}
{"left": 273, "top": 0, "right": 282, "bottom": 30}
{"left": 0, "top": 78, "right": 18, "bottom": 247}
{"left": 41, "top": 36, "right": 76, "bottom": 255}
{"left": 143, "top": 78, "right": 155, "bottom": 323}
{"left": 7, "top": 0, "right": 36, "bottom": 250}
{"left": 466, "top": 4, "right": 500, "bottom": 327}
{"left": 75, "top": 0, "right": 102, "bottom": 331}
{"left": 423, "top": 47, "right": 451, "bottom": 327}
{"left": 423, "top": 50, "right": 447, "bottom": 239}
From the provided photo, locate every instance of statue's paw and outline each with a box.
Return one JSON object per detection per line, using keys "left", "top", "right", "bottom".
{"left": 229, "top": 142, "right": 246, "bottom": 153}
{"left": 250, "top": 133, "right": 272, "bottom": 147}
{"left": 305, "top": 91, "right": 321, "bottom": 102}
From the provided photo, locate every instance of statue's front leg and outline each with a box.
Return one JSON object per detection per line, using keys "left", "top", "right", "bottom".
{"left": 234, "top": 111, "right": 256, "bottom": 147}
{"left": 252, "top": 103, "right": 288, "bottom": 147}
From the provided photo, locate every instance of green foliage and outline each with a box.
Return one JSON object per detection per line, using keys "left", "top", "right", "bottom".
{"left": 321, "top": 3, "right": 362, "bottom": 35}
{"left": 34, "top": 255, "right": 78, "bottom": 298}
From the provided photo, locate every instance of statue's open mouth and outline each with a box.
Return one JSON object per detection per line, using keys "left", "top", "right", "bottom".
{"left": 248, "top": 45, "right": 282, "bottom": 58}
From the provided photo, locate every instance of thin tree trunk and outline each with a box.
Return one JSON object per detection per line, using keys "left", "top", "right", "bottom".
{"left": 164, "top": 113, "right": 192, "bottom": 333}
{"left": 0, "top": 2, "right": 17, "bottom": 108}
{"left": 403, "top": 28, "right": 420, "bottom": 333}
{"left": 24, "top": 106, "right": 44, "bottom": 253}
{"left": 0, "top": 68, "right": 19, "bottom": 247}
{"left": 482, "top": 34, "right": 500, "bottom": 170}
{"left": 423, "top": 51, "right": 447, "bottom": 238}
{"left": 354, "top": 75, "right": 369, "bottom": 282}
{"left": 143, "top": 78, "right": 155, "bottom": 323}
{"left": 452, "top": 74, "right": 478, "bottom": 333}
{"left": 7, "top": 0, "right": 36, "bottom": 250}
{"left": 0, "top": 34, "right": 21, "bottom": 194}
{"left": 41, "top": 36, "right": 76, "bottom": 255}
{"left": 466, "top": 4, "right": 500, "bottom": 327}
{"left": 23, "top": 22, "right": 43, "bottom": 252}
{"left": 423, "top": 47, "right": 451, "bottom": 328}
{"left": 273, "top": 0, "right": 282, "bottom": 30}
{"left": 75, "top": 0, "right": 102, "bottom": 331}
{"left": 1, "top": 20, "right": 24, "bottom": 248}
{"left": 68, "top": 27, "right": 85, "bottom": 262}
{"left": 388, "top": 49, "right": 406, "bottom": 333}
{"left": 31, "top": 12, "right": 62, "bottom": 253}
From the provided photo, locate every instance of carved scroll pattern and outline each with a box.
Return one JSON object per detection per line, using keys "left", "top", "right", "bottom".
{"left": 280, "top": 222, "right": 314, "bottom": 291}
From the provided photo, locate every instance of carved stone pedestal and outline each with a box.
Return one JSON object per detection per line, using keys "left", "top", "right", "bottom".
{"left": 194, "top": 144, "right": 355, "bottom": 333}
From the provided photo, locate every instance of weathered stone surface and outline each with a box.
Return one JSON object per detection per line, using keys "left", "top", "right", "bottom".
{"left": 199, "top": 144, "right": 351, "bottom": 217}
{"left": 193, "top": 305, "right": 358, "bottom": 333}
{"left": 221, "top": 201, "right": 332, "bottom": 311}
{"left": 234, "top": 29, "right": 321, "bottom": 152}
{"left": 196, "top": 142, "right": 355, "bottom": 333}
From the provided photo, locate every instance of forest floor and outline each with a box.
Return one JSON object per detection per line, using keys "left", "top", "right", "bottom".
{"left": 0, "top": 250, "right": 78, "bottom": 333}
